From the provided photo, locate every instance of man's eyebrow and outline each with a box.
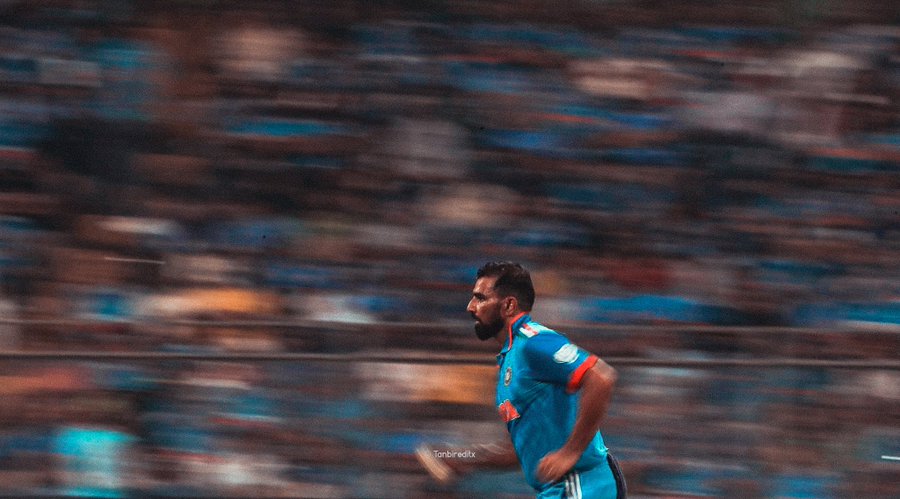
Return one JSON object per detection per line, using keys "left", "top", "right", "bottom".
{"left": 473, "top": 292, "right": 487, "bottom": 299}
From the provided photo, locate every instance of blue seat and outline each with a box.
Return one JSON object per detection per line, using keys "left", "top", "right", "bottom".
{"left": 287, "top": 155, "right": 344, "bottom": 169}
{"left": 208, "top": 218, "right": 304, "bottom": 250}
{"left": 603, "top": 147, "right": 685, "bottom": 166}
{"left": 770, "top": 472, "right": 839, "bottom": 499}
{"left": 148, "top": 417, "right": 214, "bottom": 453}
{"left": 349, "top": 295, "right": 410, "bottom": 316}
{"left": 0, "top": 56, "right": 36, "bottom": 83}
{"left": 642, "top": 466, "right": 723, "bottom": 496}
{"left": 793, "top": 302, "right": 900, "bottom": 327}
{"left": 676, "top": 26, "right": 791, "bottom": 44}
{"left": 582, "top": 295, "right": 712, "bottom": 324}
{"left": 545, "top": 183, "right": 618, "bottom": 210}
{"left": 0, "top": 216, "right": 39, "bottom": 235}
{"left": 808, "top": 155, "right": 891, "bottom": 173}
{"left": 480, "top": 129, "right": 565, "bottom": 152}
{"left": 501, "top": 225, "right": 590, "bottom": 248}
{"left": 602, "top": 433, "right": 657, "bottom": 460}
{"left": 464, "top": 23, "right": 594, "bottom": 56}
{"left": 228, "top": 119, "right": 347, "bottom": 138}
{"left": 0, "top": 431, "right": 52, "bottom": 457}
{"left": 855, "top": 429, "right": 900, "bottom": 463}
{"left": 264, "top": 262, "right": 339, "bottom": 289}
{"left": 0, "top": 121, "right": 47, "bottom": 147}
{"left": 861, "top": 133, "right": 900, "bottom": 148}
{"left": 845, "top": 303, "right": 900, "bottom": 325}
{"left": 758, "top": 260, "right": 842, "bottom": 286}
{"left": 80, "top": 290, "right": 134, "bottom": 321}
{"left": 455, "top": 470, "right": 536, "bottom": 496}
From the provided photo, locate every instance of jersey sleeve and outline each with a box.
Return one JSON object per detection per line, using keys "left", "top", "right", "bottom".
{"left": 522, "top": 333, "right": 598, "bottom": 393}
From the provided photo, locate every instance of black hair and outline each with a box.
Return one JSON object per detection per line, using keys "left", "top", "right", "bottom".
{"left": 476, "top": 261, "right": 535, "bottom": 311}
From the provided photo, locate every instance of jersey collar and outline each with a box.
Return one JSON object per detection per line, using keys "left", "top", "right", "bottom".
{"left": 499, "top": 312, "right": 530, "bottom": 356}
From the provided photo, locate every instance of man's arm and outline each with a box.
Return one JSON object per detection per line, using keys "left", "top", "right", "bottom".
{"left": 536, "top": 359, "right": 617, "bottom": 483}
{"left": 469, "top": 440, "right": 520, "bottom": 469}
{"left": 416, "top": 440, "right": 519, "bottom": 483}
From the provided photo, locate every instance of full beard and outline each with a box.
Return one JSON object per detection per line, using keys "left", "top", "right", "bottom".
{"left": 474, "top": 317, "right": 504, "bottom": 341}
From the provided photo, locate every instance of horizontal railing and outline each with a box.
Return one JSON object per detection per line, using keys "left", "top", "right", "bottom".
{"left": 0, "top": 350, "right": 897, "bottom": 369}
{"left": 1, "top": 318, "right": 896, "bottom": 368}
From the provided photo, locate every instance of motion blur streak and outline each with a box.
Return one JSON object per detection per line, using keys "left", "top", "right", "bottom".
{"left": 0, "top": 0, "right": 897, "bottom": 497}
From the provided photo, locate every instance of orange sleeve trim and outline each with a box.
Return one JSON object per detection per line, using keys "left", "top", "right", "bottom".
{"left": 566, "top": 355, "right": 598, "bottom": 393}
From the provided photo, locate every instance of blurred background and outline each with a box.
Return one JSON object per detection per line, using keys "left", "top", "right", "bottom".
{"left": 0, "top": 0, "right": 897, "bottom": 497}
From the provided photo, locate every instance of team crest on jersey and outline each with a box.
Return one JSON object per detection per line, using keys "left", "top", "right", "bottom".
{"left": 553, "top": 343, "right": 579, "bottom": 364}
{"left": 504, "top": 367, "right": 512, "bottom": 386}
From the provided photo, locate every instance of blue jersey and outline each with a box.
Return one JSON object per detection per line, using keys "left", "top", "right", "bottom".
{"left": 496, "top": 313, "right": 608, "bottom": 493}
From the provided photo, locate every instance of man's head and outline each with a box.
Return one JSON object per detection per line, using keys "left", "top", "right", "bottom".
{"left": 466, "top": 261, "right": 535, "bottom": 341}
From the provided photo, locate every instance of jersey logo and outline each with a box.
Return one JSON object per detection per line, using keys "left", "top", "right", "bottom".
{"left": 553, "top": 343, "right": 579, "bottom": 364}
{"left": 498, "top": 399, "right": 520, "bottom": 422}
{"left": 504, "top": 367, "right": 512, "bottom": 386}
{"left": 519, "top": 323, "right": 540, "bottom": 337}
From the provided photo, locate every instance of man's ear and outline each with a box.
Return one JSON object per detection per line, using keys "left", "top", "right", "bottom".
{"left": 502, "top": 296, "right": 518, "bottom": 317}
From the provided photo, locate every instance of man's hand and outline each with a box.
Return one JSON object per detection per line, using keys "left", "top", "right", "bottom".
{"left": 536, "top": 447, "right": 581, "bottom": 484}
{"left": 416, "top": 444, "right": 458, "bottom": 483}
{"left": 416, "top": 441, "right": 519, "bottom": 484}
{"left": 537, "top": 361, "right": 616, "bottom": 484}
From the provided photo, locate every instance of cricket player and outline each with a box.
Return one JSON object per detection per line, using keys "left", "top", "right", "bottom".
{"left": 418, "top": 261, "right": 626, "bottom": 498}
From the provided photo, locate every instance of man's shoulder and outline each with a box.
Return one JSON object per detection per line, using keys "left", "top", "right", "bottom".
{"left": 516, "top": 320, "right": 582, "bottom": 366}
{"left": 516, "top": 320, "right": 560, "bottom": 339}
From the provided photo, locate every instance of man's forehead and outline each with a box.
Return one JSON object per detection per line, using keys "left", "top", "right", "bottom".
{"left": 473, "top": 276, "right": 498, "bottom": 293}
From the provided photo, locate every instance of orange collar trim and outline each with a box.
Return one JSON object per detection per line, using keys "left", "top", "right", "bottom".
{"left": 505, "top": 312, "right": 528, "bottom": 350}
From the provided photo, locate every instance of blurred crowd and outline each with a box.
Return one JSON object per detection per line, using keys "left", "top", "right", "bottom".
{"left": 0, "top": 0, "right": 897, "bottom": 497}
{"left": 1, "top": 337, "right": 898, "bottom": 498}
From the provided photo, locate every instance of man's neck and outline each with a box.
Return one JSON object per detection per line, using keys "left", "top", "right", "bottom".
{"left": 496, "top": 312, "right": 528, "bottom": 348}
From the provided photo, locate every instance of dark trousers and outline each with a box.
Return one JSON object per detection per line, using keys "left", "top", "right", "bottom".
{"left": 607, "top": 452, "right": 627, "bottom": 499}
